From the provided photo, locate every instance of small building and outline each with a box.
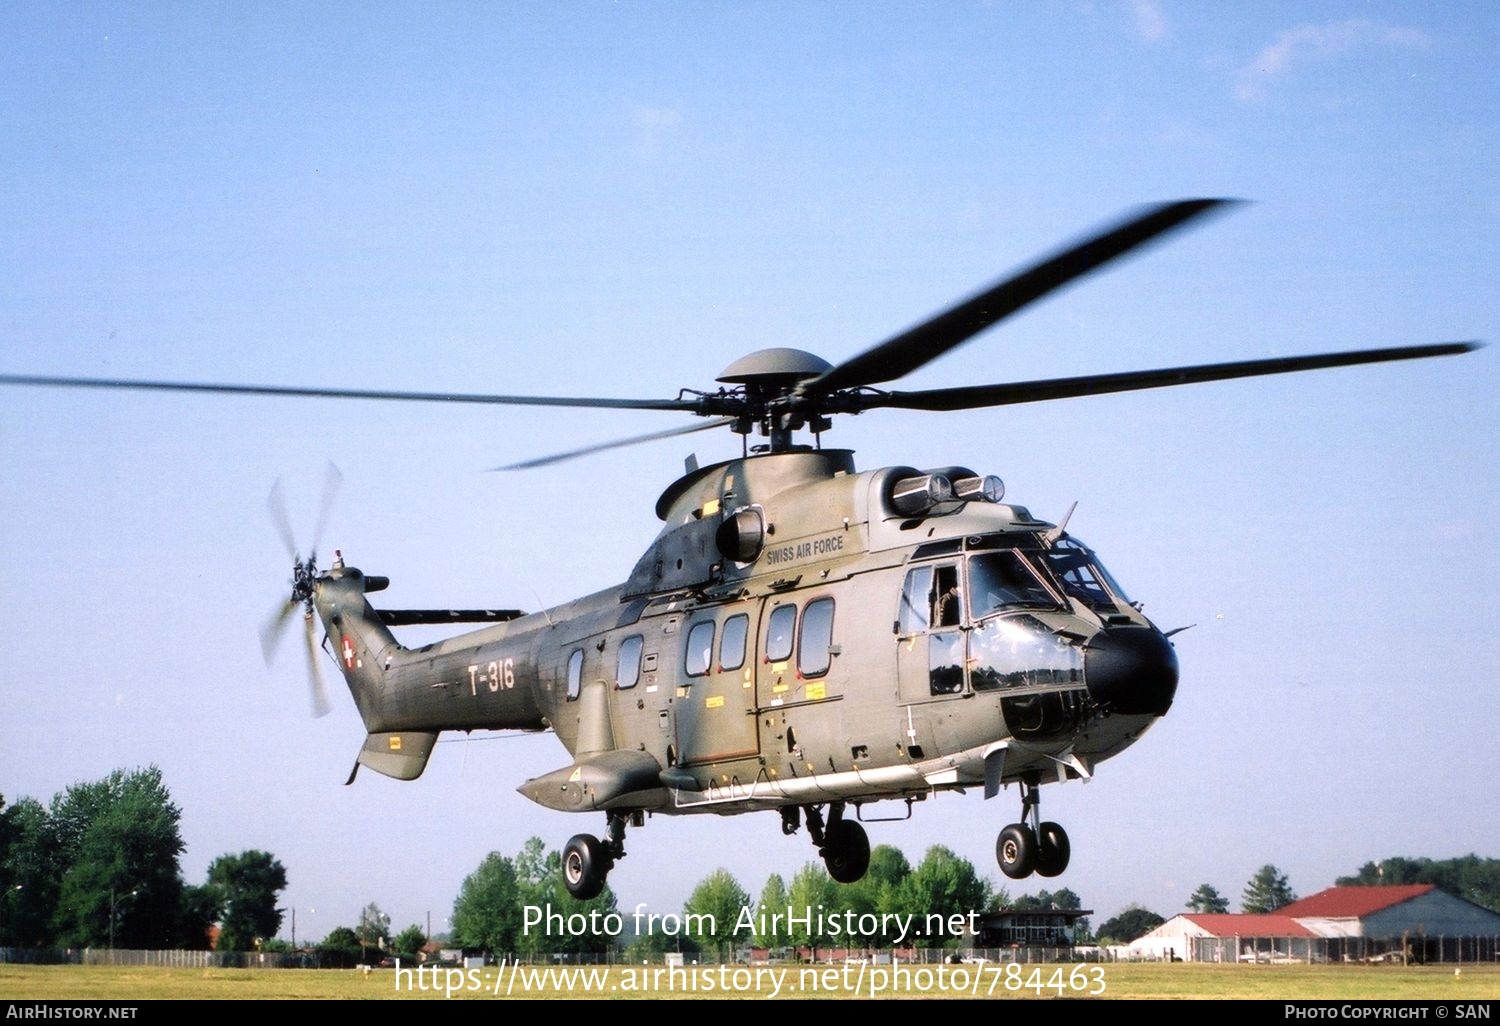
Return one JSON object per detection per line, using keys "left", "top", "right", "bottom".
{"left": 1278, "top": 885, "right": 1499, "bottom": 939}
{"left": 1129, "top": 914, "right": 1316, "bottom": 962}
{"left": 1129, "top": 886, "right": 1500, "bottom": 963}
{"left": 978, "top": 907, "right": 1092, "bottom": 948}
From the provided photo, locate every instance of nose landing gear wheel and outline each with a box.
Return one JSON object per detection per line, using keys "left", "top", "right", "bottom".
{"left": 996, "top": 823, "right": 1036, "bottom": 879}
{"left": 1035, "top": 821, "right": 1071, "bottom": 877}
{"left": 562, "top": 833, "right": 610, "bottom": 900}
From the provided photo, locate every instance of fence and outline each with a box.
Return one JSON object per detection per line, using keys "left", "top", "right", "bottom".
{"left": 2, "top": 947, "right": 326, "bottom": 968}
{"left": 1189, "top": 934, "right": 1500, "bottom": 965}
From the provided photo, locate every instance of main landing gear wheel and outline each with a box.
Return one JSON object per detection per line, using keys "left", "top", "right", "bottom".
{"left": 996, "top": 824, "right": 1036, "bottom": 880}
{"left": 821, "top": 819, "right": 871, "bottom": 884}
{"left": 1035, "top": 821, "right": 1071, "bottom": 877}
{"left": 562, "top": 834, "right": 610, "bottom": 900}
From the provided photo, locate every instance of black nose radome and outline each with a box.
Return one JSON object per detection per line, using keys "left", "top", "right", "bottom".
{"left": 1085, "top": 628, "right": 1178, "bottom": 716}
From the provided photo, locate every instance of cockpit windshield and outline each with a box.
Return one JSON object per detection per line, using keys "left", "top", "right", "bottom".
{"left": 1045, "top": 536, "right": 1130, "bottom": 613}
{"left": 967, "top": 550, "right": 1059, "bottom": 619}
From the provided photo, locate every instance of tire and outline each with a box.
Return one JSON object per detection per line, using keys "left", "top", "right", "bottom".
{"left": 1035, "top": 821, "right": 1071, "bottom": 877}
{"left": 821, "top": 819, "right": 871, "bottom": 883}
{"left": 562, "top": 833, "right": 609, "bottom": 900}
{"left": 996, "top": 823, "right": 1036, "bottom": 879}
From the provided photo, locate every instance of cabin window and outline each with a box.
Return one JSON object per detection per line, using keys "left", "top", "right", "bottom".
{"left": 720, "top": 613, "right": 749, "bottom": 672}
{"left": 565, "top": 649, "right": 583, "bottom": 701}
{"left": 685, "top": 620, "right": 715, "bottom": 677}
{"left": 616, "top": 634, "right": 643, "bottom": 689}
{"left": 765, "top": 603, "right": 797, "bottom": 662}
{"left": 798, "top": 597, "right": 835, "bottom": 678}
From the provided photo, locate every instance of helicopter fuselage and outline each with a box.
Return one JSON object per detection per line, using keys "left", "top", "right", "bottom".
{"left": 315, "top": 448, "right": 1178, "bottom": 826}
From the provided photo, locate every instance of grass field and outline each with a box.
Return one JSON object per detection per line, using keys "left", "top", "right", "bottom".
{"left": 3, "top": 962, "right": 1499, "bottom": 1000}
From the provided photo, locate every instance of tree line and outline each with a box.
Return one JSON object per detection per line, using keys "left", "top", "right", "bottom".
{"left": 0, "top": 768, "right": 285, "bottom": 951}
{"left": 9, "top": 768, "right": 1492, "bottom": 956}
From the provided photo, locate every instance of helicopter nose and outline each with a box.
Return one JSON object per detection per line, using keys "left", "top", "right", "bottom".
{"left": 1084, "top": 627, "right": 1178, "bottom": 716}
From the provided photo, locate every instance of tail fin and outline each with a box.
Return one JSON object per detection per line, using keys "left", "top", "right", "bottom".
{"left": 311, "top": 564, "right": 399, "bottom": 729}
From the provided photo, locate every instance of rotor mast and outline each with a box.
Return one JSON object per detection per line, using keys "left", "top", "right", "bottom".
{"left": 715, "top": 347, "right": 836, "bottom": 453}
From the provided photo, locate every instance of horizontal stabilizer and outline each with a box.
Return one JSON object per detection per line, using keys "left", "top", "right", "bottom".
{"left": 355, "top": 731, "right": 438, "bottom": 781}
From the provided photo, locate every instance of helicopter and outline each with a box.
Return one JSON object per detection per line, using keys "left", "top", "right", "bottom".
{"left": 0, "top": 198, "right": 1479, "bottom": 900}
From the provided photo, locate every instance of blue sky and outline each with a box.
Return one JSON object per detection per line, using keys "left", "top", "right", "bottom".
{"left": 2, "top": 2, "right": 1496, "bottom": 941}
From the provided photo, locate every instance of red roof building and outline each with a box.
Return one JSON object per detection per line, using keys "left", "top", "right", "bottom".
{"left": 1129, "top": 886, "right": 1500, "bottom": 962}
{"left": 1278, "top": 885, "right": 1433, "bottom": 919}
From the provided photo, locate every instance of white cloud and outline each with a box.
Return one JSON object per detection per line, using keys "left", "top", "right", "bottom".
{"left": 1235, "top": 18, "right": 1431, "bottom": 102}
{"left": 1128, "top": 0, "right": 1168, "bottom": 43}
{"left": 631, "top": 104, "right": 682, "bottom": 162}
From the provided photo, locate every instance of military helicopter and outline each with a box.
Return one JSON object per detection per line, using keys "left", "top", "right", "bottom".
{"left": 0, "top": 199, "right": 1478, "bottom": 900}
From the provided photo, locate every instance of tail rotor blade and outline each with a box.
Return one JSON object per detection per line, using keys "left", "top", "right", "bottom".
{"left": 303, "top": 613, "right": 332, "bottom": 718}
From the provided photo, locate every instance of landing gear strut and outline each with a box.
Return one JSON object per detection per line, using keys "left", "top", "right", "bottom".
{"left": 562, "top": 811, "right": 633, "bottom": 900}
{"left": 797, "top": 802, "right": 871, "bottom": 883}
{"left": 996, "top": 778, "right": 1070, "bottom": 880}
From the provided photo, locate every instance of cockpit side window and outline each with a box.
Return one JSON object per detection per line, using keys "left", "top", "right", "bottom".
{"left": 898, "top": 563, "right": 962, "bottom": 633}
{"left": 898, "top": 566, "right": 933, "bottom": 635}
{"left": 932, "top": 564, "right": 962, "bottom": 628}
{"left": 1046, "top": 537, "right": 1125, "bottom": 612}
{"left": 969, "top": 550, "right": 1058, "bottom": 618}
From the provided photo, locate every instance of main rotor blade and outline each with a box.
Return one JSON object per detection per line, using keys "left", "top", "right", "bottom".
{"left": 803, "top": 199, "right": 1239, "bottom": 396}
{"left": 266, "top": 479, "right": 298, "bottom": 561}
{"left": 0, "top": 373, "right": 698, "bottom": 412}
{"left": 492, "top": 417, "right": 738, "bottom": 471}
{"left": 848, "top": 341, "right": 1482, "bottom": 413}
{"left": 309, "top": 461, "right": 343, "bottom": 561}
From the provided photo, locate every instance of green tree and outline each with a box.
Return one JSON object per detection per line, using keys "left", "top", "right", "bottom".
{"left": 1337, "top": 856, "right": 1500, "bottom": 913}
{"left": 1010, "top": 887, "right": 1082, "bottom": 911}
{"left": 842, "top": 845, "right": 912, "bottom": 946}
{"left": 178, "top": 883, "right": 220, "bottom": 950}
{"left": 393, "top": 924, "right": 427, "bottom": 960}
{"left": 356, "top": 902, "right": 391, "bottom": 961}
{"left": 684, "top": 868, "right": 749, "bottom": 959}
{"left": 516, "top": 839, "right": 618, "bottom": 956}
{"left": 899, "top": 845, "right": 991, "bottom": 947}
{"left": 1011, "top": 887, "right": 1089, "bottom": 942}
{"left": 1186, "top": 883, "right": 1230, "bottom": 914}
{"left": 207, "top": 850, "right": 288, "bottom": 952}
{"left": 786, "top": 863, "right": 837, "bottom": 956}
{"left": 48, "top": 767, "right": 185, "bottom": 948}
{"left": 1242, "top": 864, "right": 1297, "bottom": 914}
{"left": 752, "top": 873, "right": 790, "bottom": 949}
{"left": 318, "top": 925, "right": 362, "bottom": 968}
{"left": 0, "top": 796, "right": 58, "bottom": 948}
{"left": 1096, "top": 905, "right": 1164, "bottom": 943}
{"left": 452, "top": 851, "right": 521, "bottom": 955}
